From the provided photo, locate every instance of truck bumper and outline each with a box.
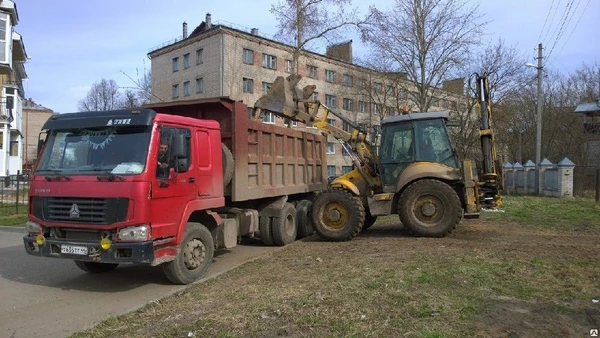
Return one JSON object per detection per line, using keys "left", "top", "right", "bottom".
{"left": 23, "top": 235, "right": 155, "bottom": 264}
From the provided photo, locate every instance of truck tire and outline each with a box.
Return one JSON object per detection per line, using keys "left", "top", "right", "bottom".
{"left": 310, "top": 188, "right": 365, "bottom": 241}
{"left": 162, "top": 222, "right": 214, "bottom": 285}
{"left": 259, "top": 216, "right": 274, "bottom": 246}
{"left": 362, "top": 209, "right": 377, "bottom": 231}
{"left": 295, "top": 199, "right": 314, "bottom": 239}
{"left": 222, "top": 143, "right": 234, "bottom": 188}
{"left": 74, "top": 261, "right": 119, "bottom": 273}
{"left": 398, "top": 179, "right": 462, "bottom": 237}
{"left": 272, "top": 202, "right": 297, "bottom": 246}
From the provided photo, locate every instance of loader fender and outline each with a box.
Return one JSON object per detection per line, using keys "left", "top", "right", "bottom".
{"left": 330, "top": 178, "right": 361, "bottom": 196}
{"left": 396, "top": 162, "right": 462, "bottom": 192}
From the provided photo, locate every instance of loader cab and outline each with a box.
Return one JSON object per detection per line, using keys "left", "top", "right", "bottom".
{"left": 378, "top": 112, "right": 458, "bottom": 188}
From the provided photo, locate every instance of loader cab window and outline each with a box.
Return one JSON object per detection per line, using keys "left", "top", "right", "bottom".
{"left": 156, "top": 127, "right": 191, "bottom": 178}
{"left": 414, "top": 119, "right": 458, "bottom": 168}
{"left": 379, "top": 122, "right": 414, "bottom": 187}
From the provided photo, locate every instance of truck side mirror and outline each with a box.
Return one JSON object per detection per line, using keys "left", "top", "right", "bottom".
{"left": 172, "top": 134, "right": 187, "bottom": 158}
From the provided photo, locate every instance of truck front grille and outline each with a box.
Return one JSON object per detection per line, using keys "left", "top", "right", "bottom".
{"left": 31, "top": 197, "right": 129, "bottom": 225}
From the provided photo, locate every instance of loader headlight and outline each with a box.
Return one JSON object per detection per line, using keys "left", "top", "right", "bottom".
{"left": 118, "top": 224, "right": 150, "bottom": 241}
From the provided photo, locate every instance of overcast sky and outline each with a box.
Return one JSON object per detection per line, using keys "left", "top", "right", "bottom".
{"left": 16, "top": 0, "right": 600, "bottom": 113}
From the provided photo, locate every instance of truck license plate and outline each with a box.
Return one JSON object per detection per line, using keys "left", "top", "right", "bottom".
{"left": 61, "top": 245, "right": 88, "bottom": 255}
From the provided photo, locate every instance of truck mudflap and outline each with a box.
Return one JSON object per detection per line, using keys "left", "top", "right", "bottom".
{"left": 22, "top": 235, "right": 155, "bottom": 264}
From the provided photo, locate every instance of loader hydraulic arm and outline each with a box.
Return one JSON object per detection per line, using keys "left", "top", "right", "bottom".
{"left": 474, "top": 73, "right": 502, "bottom": 208}
{"left": 254, "top": 75, "right": 380, "bottom": 191}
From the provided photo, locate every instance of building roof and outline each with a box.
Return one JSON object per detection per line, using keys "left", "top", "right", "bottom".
{"left": 23, "top": 98, "right": 53, "bottom": 112}
{"left": 574, "top": 99, "right": 600, "bottom": 113}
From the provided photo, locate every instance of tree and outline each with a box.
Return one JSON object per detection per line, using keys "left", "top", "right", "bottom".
{"left": 77, "top": 78, "right": 122, "bottom": 111}
{"left": 270, "top": 0, "right": 361, "bottom": 74}
{"left": 120, "top": 89, "right": 140, "bottom": 109}
{"left": 361, "top": 0, "right": 487, "bottom": 112}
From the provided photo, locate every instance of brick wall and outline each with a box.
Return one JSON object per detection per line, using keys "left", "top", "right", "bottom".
{"left": 22, "top": 108, "right": 52, "bottom": 165}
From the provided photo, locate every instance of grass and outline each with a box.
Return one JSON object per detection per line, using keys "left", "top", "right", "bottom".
{"left": 66, "top": 195, "right": 599, "bottom": 337}
{"left": 0, "top": 203, "right": 27, "bottom": 226}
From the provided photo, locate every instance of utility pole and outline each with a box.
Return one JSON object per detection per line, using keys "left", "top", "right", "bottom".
{"left": 535, "top": 43, "right": 543, "bottom": 195}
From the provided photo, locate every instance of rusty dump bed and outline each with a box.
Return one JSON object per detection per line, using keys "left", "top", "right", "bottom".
{"left": 144, "top": 97, "right": 328, "bottom": 202}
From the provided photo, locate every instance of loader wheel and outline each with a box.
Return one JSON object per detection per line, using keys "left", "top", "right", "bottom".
{"left": 310, "top": 189, "right": 365, "bottom": 241}
{"left": 296, "top": 199, "right": 314, "bottom": 239}
{"left": 222, "top": 143, "right": 234, "bottom": 188}
{"left": 74, "top": 261, "right": 119, "bottom": 273}
{"left": 163, "top": 222, "right": 214, "bottom": 284}
{"left": 362, "top": 209, "right": 377, "bottom": 231}
{"left": 398, "top": 179, "right": 462, "bottom": 237}
{"left": 272, "top": 202, "right": 297, "bottom": 246}
{"left": 259, "top": 216, "right": 275, "bottom": 246}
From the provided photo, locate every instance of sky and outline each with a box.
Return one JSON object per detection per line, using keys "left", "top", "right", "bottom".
{"left": 16, "top": 0, "right": 600, "bottom": 113}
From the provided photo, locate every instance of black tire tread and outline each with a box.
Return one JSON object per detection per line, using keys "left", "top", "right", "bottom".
{"left": 296, "top": 199, "right": 314, "bottom": 239}
{"left": 272, "top": 202, "right": 297, "bottom": 246}
{"left": 162, "top": 222, "right": 214, "bottom": 285}
{"left": 310, "top": 188, "right": 365, "bottom": 242}
{"left": 259, "top": 216, "right": 274, "bottom": 246}
{"left": 222, "top": 143, "right": 234, "bottom": 189}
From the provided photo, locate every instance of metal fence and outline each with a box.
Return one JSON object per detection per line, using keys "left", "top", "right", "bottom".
{"left": 0, "top": 174, "right": 29, "bottom": 215}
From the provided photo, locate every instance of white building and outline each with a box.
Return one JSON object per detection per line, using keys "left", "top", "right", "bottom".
{"left": 0, "top": 0, "right": 27, "bottom": 177}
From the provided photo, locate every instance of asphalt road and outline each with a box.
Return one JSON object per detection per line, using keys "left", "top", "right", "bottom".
{"left": 0, "top": 228, "right": 278, "bottom": 338}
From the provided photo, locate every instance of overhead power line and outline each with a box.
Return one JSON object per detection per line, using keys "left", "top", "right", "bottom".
{"left": 545, "top": 0, "right": 577, "bottom": 64}
{"left": 542, "top": 0, "right": 563, "bottom": 44}
{"left": 537, "top": 0, "right": 556, "bottom": 43}
{"left": 548, "top": 0, "right": 590, "bottom": 65}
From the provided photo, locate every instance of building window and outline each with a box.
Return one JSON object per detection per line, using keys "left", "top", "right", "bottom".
{"left": 183, "top": 81, "right": 191, "bottom": 96}
{"left": 172, "top": 57, "right": 179, "bottom": 72}
{"left": 196, "top": 78, "right": 204, "bottom": 93}
{"left": 327, "top": 165, "right": 336, "bottom": 177}
{"left": 196, "top": 49, "right": 204, "bottom": 64}
{"left": 284, "top": 118, "right": 298, "bottom": 127}
{"left": 9, "top": 141, "right": 18, "bottom": 156}
{"left": 358, "top": 78, "right": 367, "bottom": 89}
{"left": 262, "top": 81, "right": 272, "bottom": 93}
{"left": 183, "top": 53, "right": 190, "bottom": 69}
{"left": 343, "top": 121, "right": 353, "bottom": 132}
{"left": 262, "top": 112, "right": 275, "bottom": 124}
{"left": 342, "top": 165, "right": 352, "bottom": 173}
{"left": 247, "top": 107, "right": 254, "bottom": 120}
{"left": 398, "top": 90, "right": 407, "bottom": 100}
{"left": 432, "top": 97, "right": 439, "bottom": 106}
{"left": 325, "top": 94, "right": 336, "bottom": 107}
{"left": 311, "top": 92, "right": 319, "bottom": 101}
{"left": 325, "top": 70, "right": 336, "bottom": 83}
{"left": 358, "top": 101, "right": 367, "bottom": 113}
{"left": 440, "top": 98, "right": 447, "bottom": 108}
{"left": 243, "top": 49, "right": 254, "bottom": 65}
{"left": 0, "top": 13, "right": 7, "bottom": 63}
{"left": 387, "top": 85, "right": 394, "bottom": 96}
{"left": 374, "top": 82, "right": 383, "bottom": 93}
{"left": 327, "top": 117, "right": 336, "bottom": 126}
{"left": 285, "top": 59, "right": 292, "bottom": 73}
{"left": 326, "top": 143, "right": 335, "bottom": 155}
{"left": 343, "top": 98, "right": 353, "bottom": 111}
{"left": 343, "top": 74, "right": 353, "bottom": 87}
{"left": 243, "top": 78, "right": 254, "bottom": 93}
{"left": 410, "top": 91, "right": 419, "bottom": 102}
{"left": 0, "top": 131, "right": 3, "bottom": 149}
{"left": 307, "top": 65, "right": 318, "bottom": 79}
{"left": 262, "top": 54, "right": 277, "bottom": 69}
{"left": 172, "top": 84, "right": 179, "bottom": 98}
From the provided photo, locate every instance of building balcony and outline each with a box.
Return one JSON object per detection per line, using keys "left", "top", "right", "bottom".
{"left": 12, "top": 31, "right": 27, "bottom": 61}
{"left": 0, "top": 0, "right": 19, "bottom": 25}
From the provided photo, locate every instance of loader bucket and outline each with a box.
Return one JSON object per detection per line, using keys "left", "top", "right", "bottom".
{"left": 254, "top": 74, "right": 315, "bottom": 123}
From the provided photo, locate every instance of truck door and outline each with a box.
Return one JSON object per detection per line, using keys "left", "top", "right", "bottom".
{"left": 150, "top": 126, "right": 196, "bottom": 235}
{"left": 194, "top": 129, "right": 216, "bottom": 198}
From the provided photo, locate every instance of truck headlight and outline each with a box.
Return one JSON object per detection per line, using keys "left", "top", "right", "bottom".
{"left": 118, "top": 225, "right": 150, "bottom": 241}
{"left": 26, "top": 221, "right": 41, "bottom": 234}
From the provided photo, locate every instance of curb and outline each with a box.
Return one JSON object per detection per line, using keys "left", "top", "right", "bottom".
{"left": 0, "top": 225, "right": 25, "bottom": 234}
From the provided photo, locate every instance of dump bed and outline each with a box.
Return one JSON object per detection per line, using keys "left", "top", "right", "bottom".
{"left": 144, "top": 97, "right": 327, "bottom": 202}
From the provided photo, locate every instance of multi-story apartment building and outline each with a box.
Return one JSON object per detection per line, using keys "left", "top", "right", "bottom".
{"left": 0, "top": 0, "right": 27, "bottom": 177}
{"left": 22, "top": 98, "right": 53, "bottom": 168}
{"left": 148, "top": 14, "right": 466, "bottom": 177}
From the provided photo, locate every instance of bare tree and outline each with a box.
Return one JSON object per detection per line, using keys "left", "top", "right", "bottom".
{"left": 77, "top": 79, "right": 122, "bottom": 111}
{"left": 120, "top": 89, "right": 140, "bottom": 109}
{"left": 361, "top": 0, "right": 487, "bottom": 112}
{"left": 270, "top": 0, "right": 361, "bottom": 73}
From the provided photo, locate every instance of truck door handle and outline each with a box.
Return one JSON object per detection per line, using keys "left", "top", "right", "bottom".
{"left": 188, "top": 177, "right": 195, "bottom": 183}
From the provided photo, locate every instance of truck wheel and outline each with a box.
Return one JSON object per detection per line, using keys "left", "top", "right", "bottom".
{"left": 272, "top": 202, "right": 297, "bottom": 246}
{"left": 310, "top": 188, "right": 365, "bottom": 241}
{"left": 398, "top": 179, "right": 462, "bottom": 237}
{"left": 362, "top": 210, "right": 377, "bottom": 231}
{"left": 163, "top": 222, "right": 214, "bottom": 285}
{"left": 295, "top": 199, "right": 314, "bottom": 239}
{"left": 74, "top": 261, "right": 119, "bottom": 273}
{"left": 259, "top": 216, "right": 274, "bottom": 246}
{"left": 222, "top": 143, "right": 234, "bottom": 188}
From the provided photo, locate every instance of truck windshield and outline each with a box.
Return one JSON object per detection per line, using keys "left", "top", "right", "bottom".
{"left": 36, "top": 126, "right": 151, "bottom": 175}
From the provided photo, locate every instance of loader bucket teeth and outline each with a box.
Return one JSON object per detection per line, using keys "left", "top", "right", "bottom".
{"left": 254, "top": 75, "right": 313, "bottom": 124}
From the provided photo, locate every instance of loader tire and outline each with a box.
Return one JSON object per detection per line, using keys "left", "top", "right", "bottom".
{"left": 310, "top": 188, "right": 365, "bottom": 241}
{"left": 398, "top": 179, "right": 462, "bottom": 237}
{"left": 222, "top": 143, "right": 234, "bottom": 188}
{"left": 272, "top": 202, "right": 297, "bottom": 246}
{"left": 162, "top": 222, "right": 214, "bottom": 285}
{"left": 295, "top": 199, "right": 314, "bottom": 239}
{"left": 259, "top": 215, "right": 275, "bottom": 246}
{"left": 362, "top": 209, "right": 377, "bottom": 231}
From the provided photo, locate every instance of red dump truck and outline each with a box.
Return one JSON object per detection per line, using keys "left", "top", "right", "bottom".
{"left": 23, "top": 97, "right": 327, "bottom": 284}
